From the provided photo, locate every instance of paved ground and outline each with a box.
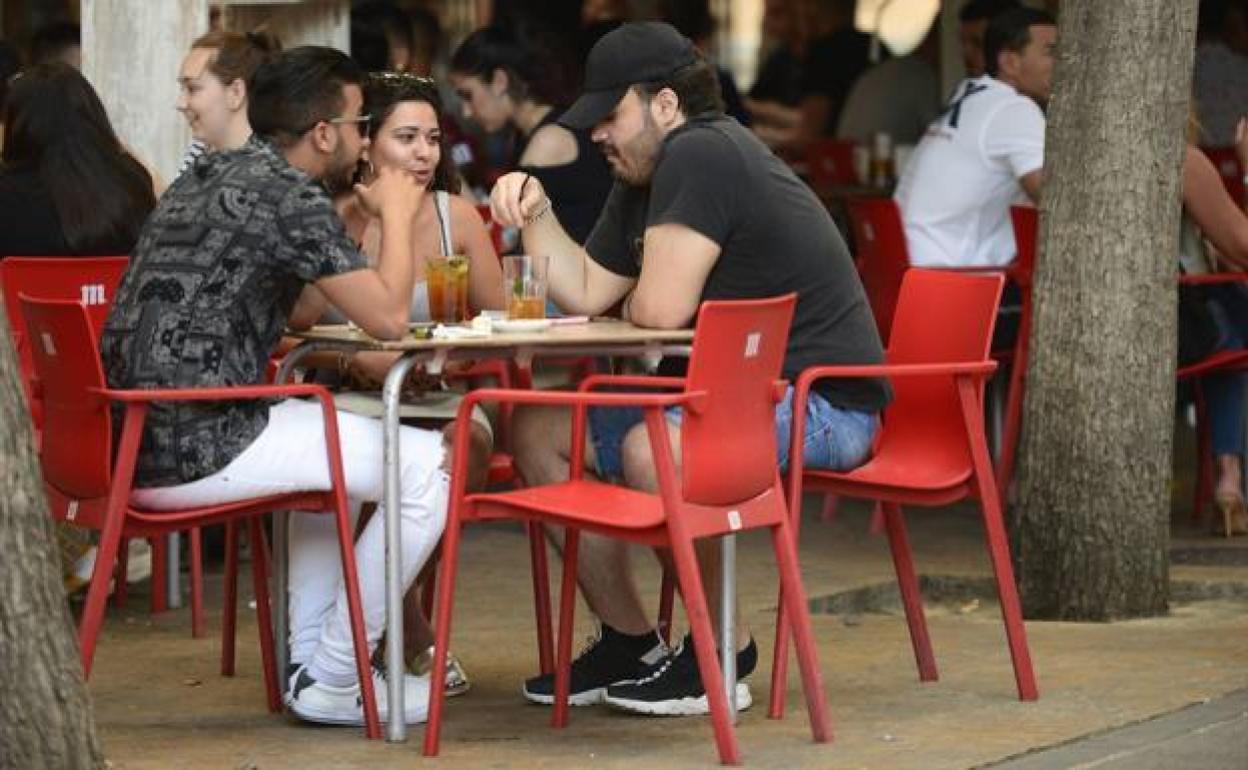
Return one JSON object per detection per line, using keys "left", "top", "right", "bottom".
{"left": 83, "top": 489, "right": 1248, "bottom": 769}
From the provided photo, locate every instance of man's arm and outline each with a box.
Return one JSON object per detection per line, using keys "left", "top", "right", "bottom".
{"left": 490, "top": 171, "right": 632, "bottom": 314}
{"left": 627, "top": 223, "right": 721, "bottom": 329}
{"left": 313, "top": 166, "right": 421, "bottom": 340}
{"left": 1019, "top": 169, "right": 1043, "bottom": 202}
{"left": 288, "top": 284, "right": 328, "bottom": 330}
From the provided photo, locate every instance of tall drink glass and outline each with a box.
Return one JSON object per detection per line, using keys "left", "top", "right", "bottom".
{"left": 502, "top": 255, "right": 549, "bottom": 319}
{"left": 426, "top": 255, "right": 470, "bottom": 322}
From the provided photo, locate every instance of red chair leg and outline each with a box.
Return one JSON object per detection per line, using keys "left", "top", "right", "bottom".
{"left": 552, "top": 528, "right": 581, "bottom": 729}
{"left": 79, "top": 509, "right": 129, "bottom": 678}
{"left": 425, "top": 515, "right": 466, "bottom": 756}
{"left": 113, "top": 536, "right": 131, "bottom": 609}
{"left": 1192, "top": 384, "right": 1211, "bottom": 525}
{"left": 769, "top": 518, "right": 832, "bottom": 743}
{"left": 528, "top": 521, "right": 555, "bottom": 675}
{"left": 868, "top": 502, "right": 885, "bottom": 535}
{"left": 657, "top": 567, "right": 676, "bottom": 645}
{"left": 190, "top": 527, "right": 205, "bottom": 638}
{"left": 819, "top": 494, "right": 839, "bottom": 522}
{"left": 669, "top": 533, "right": 741, "bottom": 765}
{"left": 881, "top": 503, "right": 937, "bottom": 682}
{"left": 960, "top": 380, "right": 1038, "bottom": 701}
{"left": 221, "top": 520, "right": 239, "bottom": 677}
{"left": 149, "top": 535, "right": 168, "bottom": 613}
{"left": 249, "top": 517, "right": 280, "bottom": 713}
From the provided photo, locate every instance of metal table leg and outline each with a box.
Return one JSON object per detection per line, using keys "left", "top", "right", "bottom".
{"left": 166, "top": 533, "right": 181, "bottom": 608}
{"left": 721, "top": 534, "right": 737, "bottom": 724}
{"left": 383, "top": 352, "right": 422, "bottom": 742}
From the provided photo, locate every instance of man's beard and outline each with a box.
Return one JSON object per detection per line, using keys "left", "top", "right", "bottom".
{"left": 322, "top": 145, "right": 358, "bottom": 195}
{"left": 603, "top": 115, "right": 662, "bottom": 187}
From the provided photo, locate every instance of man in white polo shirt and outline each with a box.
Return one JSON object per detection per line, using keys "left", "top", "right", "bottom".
{"left": 895, "top": 6, "right": 1055, "bottom": 269}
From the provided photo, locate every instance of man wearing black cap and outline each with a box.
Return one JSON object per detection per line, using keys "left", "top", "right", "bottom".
{"left": 491, "top": 22, "right": 889, "bottom": 717}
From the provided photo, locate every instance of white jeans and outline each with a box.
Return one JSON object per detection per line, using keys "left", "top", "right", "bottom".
{"left": 132, "top": 398, "right": 448, "bottom": 687}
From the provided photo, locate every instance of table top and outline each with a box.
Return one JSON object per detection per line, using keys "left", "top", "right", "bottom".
{"left": 290, "top": 319, "right": 694, "bottom": 351}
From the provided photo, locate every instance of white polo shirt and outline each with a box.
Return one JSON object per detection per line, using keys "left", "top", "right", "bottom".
{"left": 893, "top": 76, "right": 1045, "bottom": 268}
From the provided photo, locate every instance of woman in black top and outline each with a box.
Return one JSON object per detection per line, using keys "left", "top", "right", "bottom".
{"left": 0, "top": 63, "right": 155, "bottom": 257}
{"left": 449, "top": 22, "right": 612, "bottom": 245}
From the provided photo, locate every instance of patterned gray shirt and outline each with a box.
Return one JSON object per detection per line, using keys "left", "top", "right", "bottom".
{"left": 102, "top": 136, "right": 365, "bottom": 488}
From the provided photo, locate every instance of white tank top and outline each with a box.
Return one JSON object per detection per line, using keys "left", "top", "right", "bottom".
{"left": 326, "top": 191, "right": 453, "bottom": 324}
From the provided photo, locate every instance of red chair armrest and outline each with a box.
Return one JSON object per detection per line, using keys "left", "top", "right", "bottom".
{"left": 1178, "top": 272, "right": 1248, "bottom": 286}
{"left": 459, "top": 387, "right": 694, "bottom": 413}
{"left": 794, "top": 361, "right": 998, "bottom": 394}
{"left": 577, "top": 374, "right": 686, "bottom": 393}
{"left": 97, "top": 383, "right": 335, "bottom": 404}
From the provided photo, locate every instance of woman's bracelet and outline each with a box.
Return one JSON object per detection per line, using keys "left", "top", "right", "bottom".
{"left": 522, "top": 197, "right": 553, "bottom": 228}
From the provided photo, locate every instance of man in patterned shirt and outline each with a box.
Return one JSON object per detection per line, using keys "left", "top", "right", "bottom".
{"left": 102, "top": 46, "right": 445, "bottom": 727}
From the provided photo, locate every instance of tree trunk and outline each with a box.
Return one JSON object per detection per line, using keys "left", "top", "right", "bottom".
{"left": 1014, "top": 0, "right": 1198, "bottom": 620}
{"left": 0, "top": 307, "right": 104, "bottom": 765}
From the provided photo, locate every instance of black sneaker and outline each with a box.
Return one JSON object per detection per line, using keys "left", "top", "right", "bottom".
{"left": 603, "top": 635, "right": 757, "bottom": 717}
{"left": 522, "top": 624, "right": 669, "bottom": 706}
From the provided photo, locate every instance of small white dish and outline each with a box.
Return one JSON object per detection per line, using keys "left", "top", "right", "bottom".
{"left": 493, "top": 318, "right": 553, "bottom": 333}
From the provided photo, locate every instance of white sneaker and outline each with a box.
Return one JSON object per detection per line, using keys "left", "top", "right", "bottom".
{"left": 285, "top": 664, "right": 431, "bottom": 726}
{"left": 125, "top": 539, "right": 153, "bottom": 584}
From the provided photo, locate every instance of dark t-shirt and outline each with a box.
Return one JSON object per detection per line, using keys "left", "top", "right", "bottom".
{"left": 0, "top": 170, "right": 72, "bottom": 256}
{"left": 586, "top": 116, "right": 889, "bottom": 412}
{"left": 517, "top": 109, "right": 613, "bottom": 245}
{"left": 801, "top": 29, "right": 874, "bottom": 134}
{"left": 749, "top": 46, "right": 805, "bottom": 107}
{"left": 102, "top": 137, "right": 366, "bottom": 488}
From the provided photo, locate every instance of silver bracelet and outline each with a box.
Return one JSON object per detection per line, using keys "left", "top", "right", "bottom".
{"left": 522, "top": 197, "right": 553, "bottom": 228}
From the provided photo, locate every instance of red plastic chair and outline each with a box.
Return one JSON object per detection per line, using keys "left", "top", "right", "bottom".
{"left": 423, "top": 295, "right": 831, "bottom": 765}
{"left": 807, "top": 138, "right": 860, "bottom": 189}
{"left": 1, "top": 256, "right": 211, "bottom": 634}
{"left": 773, "top": 270, "right": 1038, "bottom": 709}
{"left": 1176, "top": 273, "right": 1248, "bottom": 530}
{"left": 846, "top": 197, "right": 910, "bottom": 344}
{"left": 19, "top": 295, "right": 385, "bottom": 738}
{"left": 1201, "top": 146, "right": 1245, "bottom": 206}
{"left": 993, "top": 206, "right": 1040, "bottom": 495}
{"left": 475, "top": 202, "right": 506, "bottom": 255}
{"left": 2, "top": 256, "right": 129, "bottom": 422}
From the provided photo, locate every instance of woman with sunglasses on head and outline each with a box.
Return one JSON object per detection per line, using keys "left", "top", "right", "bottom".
{"left": 328, "top": 73, "right": 506, "bottom": 694}
{"left": 175, "top": 30, "right": 281, "bottom": 174}
{"left": 336, "top": 72, "right": 504, "bottom": 330}
{"left": 449, "top": 22, "right": 612, "bottom": 245}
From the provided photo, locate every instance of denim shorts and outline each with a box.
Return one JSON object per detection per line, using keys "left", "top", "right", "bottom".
{"left": 587, "top": 385, "right": 878, "bottom": 482}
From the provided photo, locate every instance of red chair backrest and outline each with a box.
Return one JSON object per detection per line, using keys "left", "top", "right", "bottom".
{"left": 846, "top": 197, "right": 909, "bottom": 344}
{"left": 475, "top": 203, "right": 506, "bottom": 255}
{"left": 1, "top": 256, "right": 129, "bottom": 415}
{"left": 18, "top": 295, "right": 114, "bottom": 501}
{"left": 1009, "top": 205, "right": 1038, "bottom": 289}
{"left": 806, "top": 139, "right": 859, "bottom": 188}
{"left": 681, "top": 293, "right": 796, "bottom": 505}
{"left": 881, "top": 270, "right": 1004, "bottom": 469}
{"left": 1201, "top": 146, "right": 1245, "bottom": 206}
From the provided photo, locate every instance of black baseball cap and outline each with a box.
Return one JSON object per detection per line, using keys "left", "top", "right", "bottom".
{"left": 559, "top": 22, "right": 697, "bottom": 131}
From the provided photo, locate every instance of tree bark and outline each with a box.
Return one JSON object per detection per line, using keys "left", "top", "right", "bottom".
{"left": 1014, "top": 0, "right": 1198, "bottom": 620}
{"left": 0, "top": 306, "right": 104, "bottom": 766}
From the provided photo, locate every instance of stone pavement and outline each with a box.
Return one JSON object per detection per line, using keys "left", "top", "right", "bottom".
{"left": 85, "top": 498, "right": 1248, "bottom": 769}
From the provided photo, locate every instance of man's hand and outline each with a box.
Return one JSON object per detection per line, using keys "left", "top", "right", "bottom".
{"left": 490, "top": 171, "right": 548, "bottom": 228}
{"left": 355, "top": 165, "right": 422, "bottom": 222}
